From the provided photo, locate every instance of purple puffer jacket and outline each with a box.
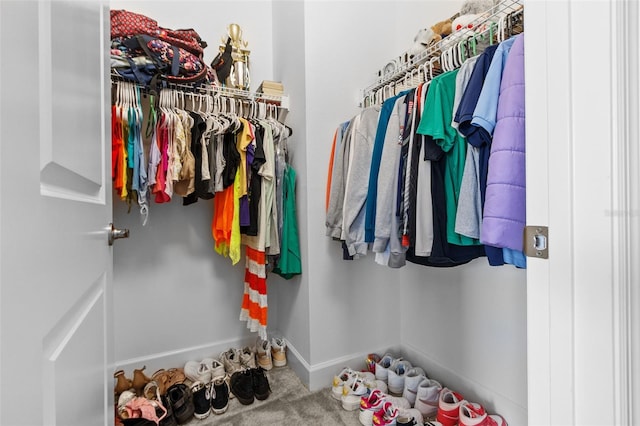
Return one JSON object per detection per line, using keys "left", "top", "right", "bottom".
{"left": 481, "top": 34, "right": 525, "bottom": 251}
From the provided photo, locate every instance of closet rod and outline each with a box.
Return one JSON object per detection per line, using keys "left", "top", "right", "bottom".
{"left": 360, "top": 0, "right": 523, "bottom": 104}
{"left": 110, "top": 72, "right": 290, "bottom": 109}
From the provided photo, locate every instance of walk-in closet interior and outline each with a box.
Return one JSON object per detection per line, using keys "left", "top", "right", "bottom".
{"left": 1, "top": 1, "right": 638, "bottom": 425}
{"left": 110, "top": 0, "right": 527, "bottom": 424}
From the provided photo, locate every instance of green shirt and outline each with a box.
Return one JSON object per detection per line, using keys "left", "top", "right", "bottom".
{"left": 417, "top": 70, "right": 481, "bottom": 246}
{"left": 273, "top": 165, "right": 302, "bottom": 279}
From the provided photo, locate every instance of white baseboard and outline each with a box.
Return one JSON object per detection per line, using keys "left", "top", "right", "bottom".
{"left": 113, "top": 335, "right": 257, "bottom": 375}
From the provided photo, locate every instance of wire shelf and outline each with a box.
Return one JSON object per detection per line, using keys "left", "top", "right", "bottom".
{"left": 361, "top": 0, "right": 523, "bottom": 106}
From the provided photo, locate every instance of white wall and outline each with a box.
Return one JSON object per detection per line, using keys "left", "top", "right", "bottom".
{"left": 401, "top": 261, "right": 527, "bottom": 425}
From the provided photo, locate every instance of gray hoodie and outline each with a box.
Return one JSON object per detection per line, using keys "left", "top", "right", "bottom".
{"left": 373, "top": 95, "right": 407, "bottom": 266}
{"left": 342, "top": 106, "right": 381, "bottom": 256}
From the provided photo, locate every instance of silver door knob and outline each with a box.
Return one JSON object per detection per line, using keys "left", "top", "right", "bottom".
{"left": 108, "top": 223, "right": 129, "bottom": 246}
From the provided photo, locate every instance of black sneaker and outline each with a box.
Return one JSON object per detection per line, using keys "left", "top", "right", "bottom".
{"left": 166, "top": 383, "right": 194, "bottom": 425}
{"left": 251, "top": 367, "right": 271, "bottom": 401}
{"left": 158, "top": 394, "right": 178, "bottom": 426}
{"left": 211, "top": 377, "right": 230, "bottom": 414}
{"left": 190, "top": 381, "right": 212, "bottom": 419}
{"left": 230, "top": 370, "right": 254, "bottom": 405}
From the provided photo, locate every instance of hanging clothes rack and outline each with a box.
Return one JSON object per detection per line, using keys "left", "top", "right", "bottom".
{"left": 111, "top": 71, "right": 290, "bottom": 110}
{"left": 360, "top": 0, "right": 524, "bottom": 107}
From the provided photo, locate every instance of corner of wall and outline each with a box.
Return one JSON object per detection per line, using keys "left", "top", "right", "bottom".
{"left": 270, "top": 0, "right": 311, "bottom": 365}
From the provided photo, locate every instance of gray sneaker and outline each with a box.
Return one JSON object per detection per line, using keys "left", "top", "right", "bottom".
{"left": 219, "top": 348, "right": 242, "bottom": 376}
{"left": 240, "top": 346, "right": 257, "bottom": 370}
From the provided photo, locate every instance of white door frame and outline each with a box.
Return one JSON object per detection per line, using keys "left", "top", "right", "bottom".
{"left": 525, "top": 0, "right": 638, "bottom": 424}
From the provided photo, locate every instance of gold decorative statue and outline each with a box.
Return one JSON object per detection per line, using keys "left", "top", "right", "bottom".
{"left": 219, "top": 23, "right": 251, "bottom": 90}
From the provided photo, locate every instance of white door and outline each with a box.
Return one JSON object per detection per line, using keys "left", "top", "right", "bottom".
{"left": 526, "top": 0, "right": 638, "bottom": 424}
{"left": 0, "top": 1, "right": 114, "bottom": 425}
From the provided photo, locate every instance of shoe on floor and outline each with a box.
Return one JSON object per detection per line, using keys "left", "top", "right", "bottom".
{"left": 166, "top": 383, "right": 194, "bottom": 425}
{"left": 220, "top": 348, "right": 243, "bottom": 376}
{"left": 387, "top": 359, "right": 412, "bottom": 397}
{"left": 255, "top": 337, "right": 273, "bottom": 370}
{"left": 230, "top": 369, "right": 255, "bottom": 405}
{"left": 210, "top": 377, "right": 230, "bottom": 414}
{"left": 332, "top": 367, "right": 375, "bottom": 400}
{"left": 184, "top": 360, "right": 212, "bottom": 384}
{"left": 342, "top": 377, "right": 372, "bottom": 411}
{"left": 203, "top": 358, "right": 226, "bottom": 382}
{"left": 189, "top": 381, "right": 211, "bottom": 420}
{"left": 251, "top": 367, "right": 272, "bottom": 400}
{"left": 359, "top": 388, "right": 387, "bottom": 425}
{"left": 366, "top": 353, "right": 382, "bottom": 375}
{"left": 402, "top": 367, "right": 426, "bottom": 406}
{"left": 159, "top": 394, "right": 178, "bottom": 426}
{"left": 240, "top": 346, "right": 257, "bottom": 370}
{"left": 396, "top": 407, "right": 424, "bottom": 425}
{"left": 271, "top": 337, "right": 288, "bottom": 367}
{"left": 435, "top": 387, "right": 465, "bottom": 426}
{"left": 458, "top": 401, "right": 508, "bottom": 426}
{"left": 372, "top": 401, "right": 399, "bottom": 426}
{"left": 413, "top": 378, "right": 442, "bottom": 419}
{"left": 375, "top": 353, "right": 397, "bottom": 384}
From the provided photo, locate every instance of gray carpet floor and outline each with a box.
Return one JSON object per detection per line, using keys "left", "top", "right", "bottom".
{"left": 184, "top": 366, "right": 363, "bottom": 426}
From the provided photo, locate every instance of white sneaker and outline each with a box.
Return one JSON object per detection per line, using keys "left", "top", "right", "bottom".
{"left": 184, "top": 359, "right": 212, "bottom": 383}
{"left": 219, "top": 348, "right": 242, "bottom": 376}
{"left": 386, "top": 395, "right": 411, "bottom": 410}
{"left": 332, "top": 368, "right": 376, "bottom": 400}
{"left": 271, "top": 337, "right": 288, "bottom": 367}
{"left": 342, "top": 377, "right": 372, "bottom": 411}
{"left": 240, "top": 346, "right": 257, "bottom": 370}
{"left": 374, "top": 379, "right": 388, "bottom": 394}
{"left": 375, "top": 353, "right": 397, "bottom": 383}
{"left": 402, "top": 367, "right": 426, "bottom": 406}
{"left": 202, "top": 358, "right": 226, "bottom": 381}
{"left": 413, "top": 378, "right": 442, "bottom": 419}
{"left": 387, "top": 360, "right": 412, "bottom": 397}
{"left": 332, "top": 367, "right": 357, "bottom": 400}
{"left": 397, "top": 407, "right": 424, "bottom": 425}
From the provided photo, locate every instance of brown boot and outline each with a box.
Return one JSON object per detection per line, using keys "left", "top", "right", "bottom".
{"left": 132, "top": 365, "right": 152, "bottom": 396}
{"left": 114, "top": 370, "right": 133, "bottom": 397}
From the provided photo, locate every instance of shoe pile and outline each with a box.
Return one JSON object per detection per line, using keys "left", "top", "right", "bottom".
{"left": 115, "top": 336, "right": 289, "bottom": 423}
{"left": 330, "top": 352, "right": 508, "bottom": 426}
{"left": 114, "top": 366, "right": 191, "bottom": 426}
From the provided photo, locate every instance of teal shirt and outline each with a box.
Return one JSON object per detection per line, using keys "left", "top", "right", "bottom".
{"left": 417, "top": 70, "right": 481, "bottom": 246}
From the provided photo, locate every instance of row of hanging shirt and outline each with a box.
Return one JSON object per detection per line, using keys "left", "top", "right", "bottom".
{"left": 326, "top": 7, "right": 525, "bottom": 269}
{"left": 111, "top": 81, "right": 300, "bottom": 273}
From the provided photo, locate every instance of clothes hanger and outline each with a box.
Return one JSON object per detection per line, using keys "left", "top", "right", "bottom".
{"left": 429, "top": 56, "right": 439, "bottom": 80}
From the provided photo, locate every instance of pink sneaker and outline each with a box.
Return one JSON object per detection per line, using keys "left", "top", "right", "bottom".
{"left": 435, "top": 388, "right": 465, "bottom": 426}
{"left": 359, "top": 389, "right": 386, "bottom": 426}
{"left": 458, "top": 401, "right": 507, "bottom": 426}
{"left": 373, "top": 401, "right": 399, "bottom": 426}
